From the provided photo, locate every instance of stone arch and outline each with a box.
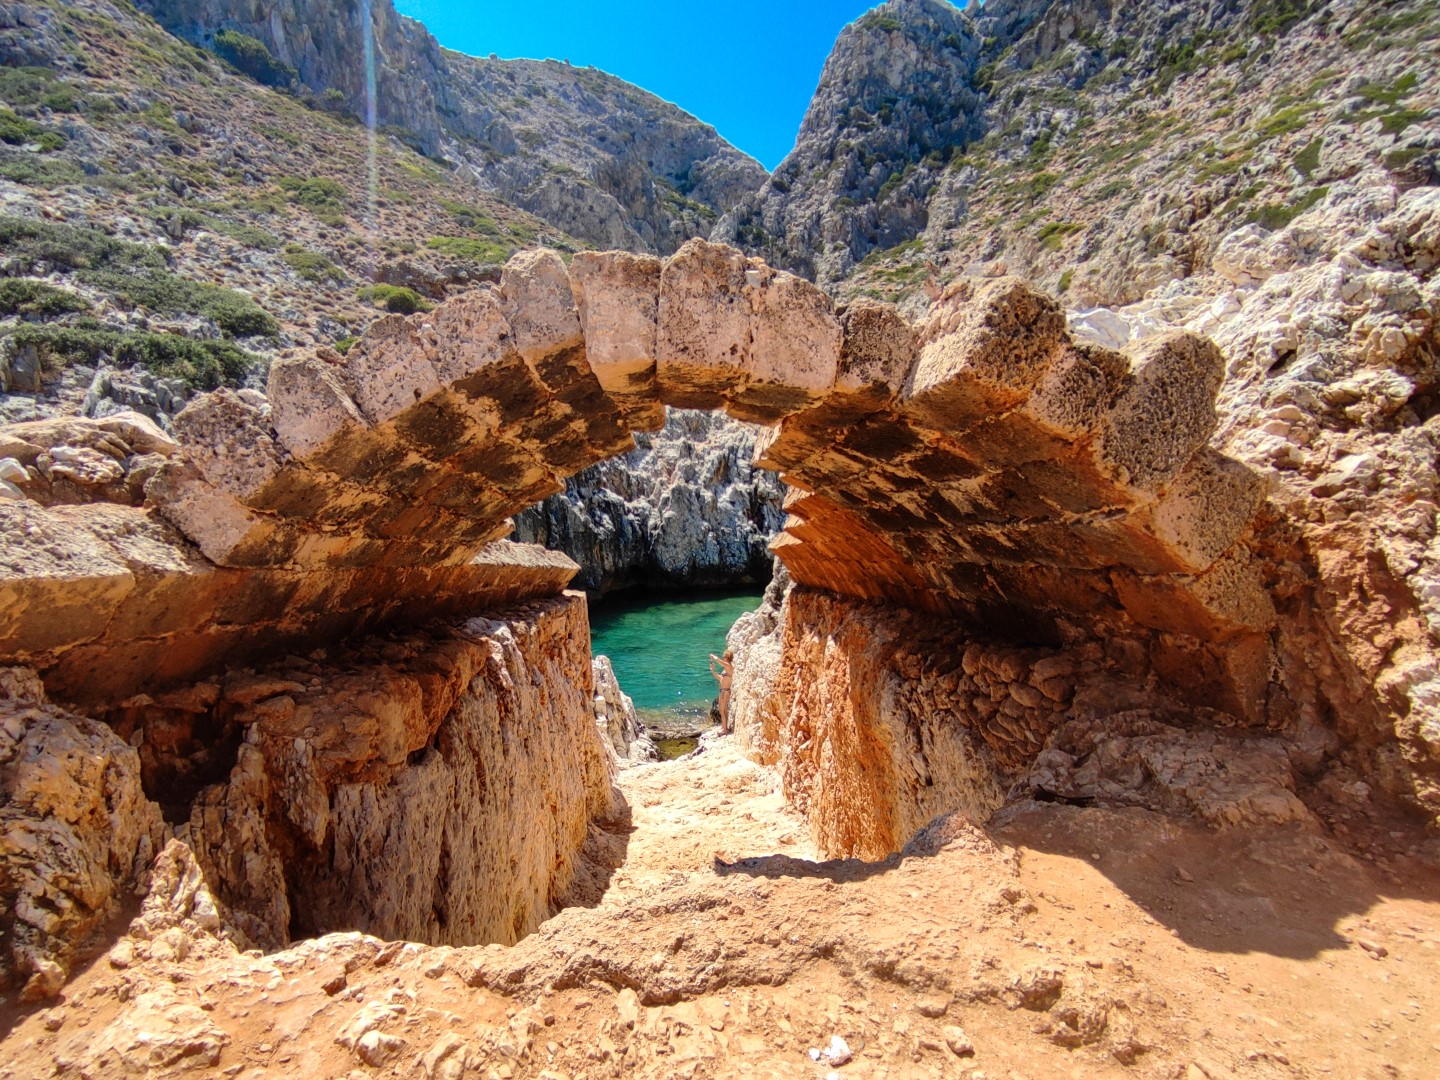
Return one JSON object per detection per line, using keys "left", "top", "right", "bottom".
{"left": 143, "top": 239, "right": 1272, "bottom": 716}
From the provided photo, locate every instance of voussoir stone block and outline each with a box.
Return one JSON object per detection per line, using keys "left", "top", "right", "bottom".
{"left": 267, "top": 351, "right": 369, "bottom": 460}
{"left": 500, "top": 249, "right": 584, "bottom": 366}
{"left": 729, "top": 263, "right": 840, "bottom": 424}
{"left": 1096, "top": 330, "right": 1225, "bottom": 493}
{"left": 170, "top": 390, "right": 283, "bottom": 501}
{"left": 957, "top": 341, "right": 1129, "bottom": 467}
{"left": 657, "top": 239, "right": 751, "bottom": 409}
{"left": 341, "top": 313, "right": 442, "bottom": 425}
{"left": 568, "top": 250, "right": 664, "bottom": 432}
{"left": 903, "top": 276, "right": 1067, "bottom": 434}
{"left": 836, "top": 298, "right": 919, "bottom": 399}
{"left": 147, "top": 461, "right": 296, "bottom": 568}
{"left": 1076, "top": 449, "right": 1267, "bottom": 575}
{"left": 1112, "top": 547, "right": 1277, "bottom": 640}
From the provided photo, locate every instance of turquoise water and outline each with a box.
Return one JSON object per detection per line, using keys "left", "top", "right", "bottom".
{"left": 589, "top": 589, "right": 765, "bottom": 724}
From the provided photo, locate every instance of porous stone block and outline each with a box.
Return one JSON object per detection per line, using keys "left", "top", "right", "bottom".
{"left": 170, "top": 390, "right": 283, "bottom": 501}
{"left": 267, "top": 352, "right": 369, "bottom": 459}
{"left": 569, "top": 250, "right": 664, "bottom": 431}
{"left": 657, "top": 239, "right": 751, "bottom": 409}
{"left": 147, "top": 461, "right": 297, "bottom": 568}
{"left": 0, "top": 502, "right": 134, "bottom": 656}
{"left": 341, "top": 314, "right": 443, "bottom": 425}
{"left": 955, "top": 342, "right": 1128, "bottom": 466}
{"left": 500, "top": 249, "right": 584, "bottom": 365}
{"left": 1141, "top": 449, "right": 1267, "bottom": 572}
{"left": 729, "top": 263, "right": 840, "bottom": 423}
{"left": 1096, "top": 331, "right": 1226, "bottom": 493}
{"left": 836, "top": 298, "right": 918, "bottom": 399}
{"left": 902, "top": 277, "right": 1067, "bottom": 434}
{"left": 1113, "top": 547, "right": 1277, "bottom": 640}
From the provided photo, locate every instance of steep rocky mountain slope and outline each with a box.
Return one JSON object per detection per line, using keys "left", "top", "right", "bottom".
{"left": 0, "top": 0, "right": 584, "bottom": 416}
{"left": 0, "top": 0, "right": 761, "bottom": 435}
{"left": 718, "top": 0, "right": 1438, "bottom": 305}
{"left": 135, "top": 0, "right": 767, "bottom": 254}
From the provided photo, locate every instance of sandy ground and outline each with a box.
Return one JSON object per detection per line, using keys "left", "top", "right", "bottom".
{"left": 3, "top": 736, "right": 1439, "bottom": 1079}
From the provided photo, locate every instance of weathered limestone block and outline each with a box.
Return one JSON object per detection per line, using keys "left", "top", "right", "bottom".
{"left": 1073, "top": 449, "right": 1267, "bottom": 575}
{"left": 1026, "top": 715, "right": 1310, "bottom": 828}
{"left": 0, "top": 501, "right": 140, "bottom": 657}
{"left": 1113, "top": 547, "right": 1278, "bottom": 640}
{"left": 729, "top": 587, "right": 1010, "bottom": 858}
{"left": 731, "top": 262, "right": 841, "bottom": 423}
{"left": 178, "top": 743, "right": 288, "bottom": 949}
{"left": 343, "top": 313, "right": 444, "bottom": 425}
{"left": 0, "top": 412, "right": 176, "bottom": 509}
{"left": 657, "top": 239, "right": 753, "bottom": 409}
{"left": 0, "top": 498, "right": 581, "bottom": 703}
{"left": 593, "top": 654, "right": 656, "bottom": 762}
{"left": 1096, "top": 331, "right": 1226, "bottom": 493}
{"left": 267, "top": 350, "right": 369, "bottom": 458}
{"left": 0, "top": 670, "right": 165, "bottom": 998}
{"left": 656, "top": 241, "right": 841, "bottom": 421}
{"left": 903, "top": 277, "right": 1067, "bottom": 433}
{"left": 836, "top": 298, "right": 919, "bottom": 399}
{"left": 957, "top": 342, "right": 1129, "bottom": 467}
{"left": 501, "top": 248, "right": 584, "bottom": 366}
{"left": 568, "top": 250, "right": 665, "bottom": 432}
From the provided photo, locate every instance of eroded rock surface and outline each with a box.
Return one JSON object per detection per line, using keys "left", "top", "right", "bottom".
{"left": 125, "top": 595, "right": 619, "bottom": 951}
{"left": 0, "top": 668, "right": 164, "bottom": 997}
{"left": 515, "top": 409, "right": 784, "bottom": 594}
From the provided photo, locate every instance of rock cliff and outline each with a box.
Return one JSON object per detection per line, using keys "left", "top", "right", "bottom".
{"left": 0, "top": 593, "right": 620, "bottom": 990}
{"left": 135, "top": 0, "right": 767, "bottom": 253}
{"left": 719, "top": 0, "right": 1437, "bottom": 299}
{"left": 514, "top": 409, "right": 784, "bottom": 594}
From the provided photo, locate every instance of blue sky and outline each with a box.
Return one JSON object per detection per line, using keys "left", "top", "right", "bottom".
{"left": 392, "top": 1, "right": 883, "bottom": 170}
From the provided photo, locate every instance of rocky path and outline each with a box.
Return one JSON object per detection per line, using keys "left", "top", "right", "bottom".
{"left": 4, "top": 737, "right": 1440, "bottom": 1079}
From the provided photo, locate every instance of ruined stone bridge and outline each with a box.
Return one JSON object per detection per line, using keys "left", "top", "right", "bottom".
{"left": 0, "top": 240, "right": 1270, "bottom": 714}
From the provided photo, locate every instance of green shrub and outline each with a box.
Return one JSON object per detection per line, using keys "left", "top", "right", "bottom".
{"left": 0, "top": 154, "right": 83, "bottom": 187}
{"left": 1037, "top": 221, "right": 1082, "bottom": 251}
{"left": 1058, "top": 269, "right": 1074, "bottom": 293}
{"left": 1256, "top": 104, "right": 1317, "bottom": 140}
{"left": 334, "top": 335, "right": 358, "bottom": 355}
{"left": 425, "top": 235, "right": 511, "bottom": 263}
{"left": 0, "top": 219, "right": 276, "bottom": 335}
{"left": 859, "top": 13, "right": 902, "bottom": 33}
{"left": 1250, "top": 0, "right": 1315, "bottom": 36}
{"left": 0, "top": 108, "right": 63, "bottom": 148}
{"left": 215, "top": 222, "right": 282, "bottom": 250}
{"left": 0, "top": 67, "right": 58, "bottom": 107}
{"left": 0, "top": 217, "right": 161, "bottom": 272}
{"left": 0, "top": 278, "right": 89, "bottom": 318}
{"left": 278, "top": 175, "right": 348, "bottom": 225}
{"left": 357, "top": 284, "right": 429, "bottom": 314}
{"left": 1293, "top": 137, "right": 1323, "bottom": 178}
{"left": 283, "top": 246, "right": 347, "bottom": 284}
{"left": 81, "top": 267, "right": 278, "bottom": 337}
{"left": 1380, "top": 108, "right": 1427, "bottom": 135}
{"left": 1250, "top": 186, "right": 1329, "bottom": 230}
{"left": 212, "top": 29, "right": 297, "bottom": 88}
{"left": 5, "top": 322, "right": 259, "bottom": 389}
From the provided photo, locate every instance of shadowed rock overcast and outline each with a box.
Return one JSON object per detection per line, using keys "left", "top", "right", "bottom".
{"left": 1, "top": 0, "right": 1439, "bottom": 1077}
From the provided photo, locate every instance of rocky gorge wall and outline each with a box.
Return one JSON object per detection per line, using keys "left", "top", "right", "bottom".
{"left": 514, "top": 408, "right": 784, "bottom": 594}
{"left": 0, "top": 594, "right": 620, "bottom": 997}
{"left": 728, "top": 580, "right": 1324, "bottom": 861}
